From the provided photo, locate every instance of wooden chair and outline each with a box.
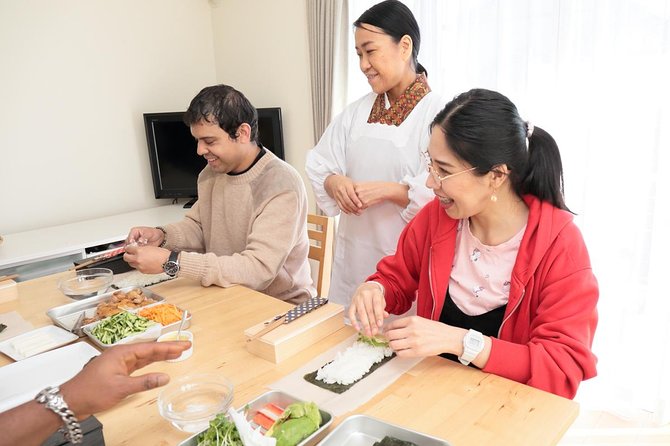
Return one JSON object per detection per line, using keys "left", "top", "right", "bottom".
{"left": 307, "top": 214, "right": 334, "bottom": 298}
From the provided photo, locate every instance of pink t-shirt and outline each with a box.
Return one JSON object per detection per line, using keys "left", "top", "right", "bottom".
{"left": 449, "top": 219, "right": 526, "bottom": 316}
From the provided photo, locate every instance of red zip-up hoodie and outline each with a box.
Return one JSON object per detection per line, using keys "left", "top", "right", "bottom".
{"left": 368, "top": 195, "right": 598, "bottom": 399}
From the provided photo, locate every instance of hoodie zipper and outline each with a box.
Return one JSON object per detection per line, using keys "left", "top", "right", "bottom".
{"left": 498, "top": 288, "right": 525, "bottom": 338}
{"left": 429, "top": 246, "right": 436, "bottom": 319}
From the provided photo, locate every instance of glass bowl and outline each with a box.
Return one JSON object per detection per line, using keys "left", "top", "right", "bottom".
{"left": 58, "top": 268, "right": 114, "bottom": 300}
{"left": 158, "top": 373, "right": 234, "bottom": 433}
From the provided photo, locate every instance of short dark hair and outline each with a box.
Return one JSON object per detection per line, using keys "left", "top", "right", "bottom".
{"left": 183, "top": 84, "right": 259, "bottom": 143}
{"left": 432, "top": 88, "right": 571, "bottom": 212}
{"left": 354, "top": 0, "right": 426, "bottom": 75}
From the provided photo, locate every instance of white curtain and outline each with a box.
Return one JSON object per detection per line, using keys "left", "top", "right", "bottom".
{"left": 307, "top": 0, "right": 349, "bottom": 144}
{"left": 348, "top": 0, "right": 670, "bottom": 425}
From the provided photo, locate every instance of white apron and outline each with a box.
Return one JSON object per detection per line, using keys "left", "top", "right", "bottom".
{"left": 306, "top": 90, "right": 444, "bottom": 307}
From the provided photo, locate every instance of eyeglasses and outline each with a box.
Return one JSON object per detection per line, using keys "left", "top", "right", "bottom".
{"left": 422, "top": 152, "right": 476, "bottom": 184}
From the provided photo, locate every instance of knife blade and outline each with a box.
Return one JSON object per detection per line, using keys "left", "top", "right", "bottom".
{"left": 247, "top": 296, "right": 328, "bottom": 342}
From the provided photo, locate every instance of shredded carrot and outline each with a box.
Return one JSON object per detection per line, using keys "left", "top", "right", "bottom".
{"left": 138, "top": 303, "right": 183, "bottom": 325}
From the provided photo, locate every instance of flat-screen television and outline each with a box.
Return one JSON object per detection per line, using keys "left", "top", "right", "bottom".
{"left": 144, "top": 107, "right": 285, "bottom": 207}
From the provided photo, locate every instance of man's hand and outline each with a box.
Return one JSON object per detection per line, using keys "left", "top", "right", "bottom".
{"left": 123, "top": 245, "right": 170, "bottom": 274}
{"left": 125, "top": 226, "right": 164, "bottom": 247}
{"left": 60, "top": 341, "right": 190, "bottom": 420}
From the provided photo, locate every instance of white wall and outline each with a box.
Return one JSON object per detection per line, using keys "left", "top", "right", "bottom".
{"left": 0, "top": 0, "right": 217, "bottom": 234}
{"left": 209, "top": 0, "right": 316, "bottom": 207}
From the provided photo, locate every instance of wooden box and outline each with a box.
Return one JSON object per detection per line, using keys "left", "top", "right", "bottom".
{"left": 244, "top": 303, "right": 344, "bottom": 363}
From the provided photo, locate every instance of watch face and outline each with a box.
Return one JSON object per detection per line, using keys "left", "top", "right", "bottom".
{"left": 164, "top": 261, "right": 179, "bottom": 277}
{"left": 467, "top": 337, "right": 483, "bottom": 348}
{"left": 466, "top": 331, "right": 485, "bottom": 349}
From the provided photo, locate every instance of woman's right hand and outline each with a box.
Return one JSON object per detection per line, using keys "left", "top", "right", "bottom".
{"left": 348, "top": 282, "right": 389, "bottom": 337}
{"left": 324, "top": 174, "right": 363, "bottom": 215}
{"left": 125, "top": 226, "right": 164, "bottom": 247}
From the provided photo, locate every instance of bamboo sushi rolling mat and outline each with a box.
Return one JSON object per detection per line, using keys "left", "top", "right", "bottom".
{"left": 269, "top": 333, "right": 422, "bottom": 416}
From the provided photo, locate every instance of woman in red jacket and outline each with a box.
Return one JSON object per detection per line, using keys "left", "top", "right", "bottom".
{"left": 349, "top": 89, "right": 598, "bottom": 399}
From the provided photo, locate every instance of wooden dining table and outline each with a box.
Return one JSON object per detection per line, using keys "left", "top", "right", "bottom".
{"left": 0, "top": 272, "right": 579, "bottom": 446}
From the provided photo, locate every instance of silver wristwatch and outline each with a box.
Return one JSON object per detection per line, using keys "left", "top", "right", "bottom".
{"left": 459, "top": 329, "right": 485, "bottom": 366}
{"left": 162, "top": 250, "right": 180, "bottom": 277}
{"left": 35, "top": 386, "right": 83, "bottom": 444}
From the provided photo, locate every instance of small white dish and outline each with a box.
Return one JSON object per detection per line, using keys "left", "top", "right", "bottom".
{"left": 0, "top": 325, "right": 78, "bottom": 361}
{"left": 157, "top": 330, "right": 193, "bottom": 362}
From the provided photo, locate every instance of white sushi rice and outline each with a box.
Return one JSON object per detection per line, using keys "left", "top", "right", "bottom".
{"left": 316, "top": 340, "right": 393, "bottom": 385}
{"left": 112, "top": 271, "right": 173, "bottom": 289}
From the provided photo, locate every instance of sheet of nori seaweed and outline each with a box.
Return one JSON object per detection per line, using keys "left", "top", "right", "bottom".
{"left": 303, "top": 353, "right": 395, "bottom": 394}
{"left": 373, "top": 436, "right": 419, "bottom": 446}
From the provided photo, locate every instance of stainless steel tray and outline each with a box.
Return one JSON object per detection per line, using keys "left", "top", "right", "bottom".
{"left": 177, "top": 390, "right": 332, "bottom": 446}
{"left": 318, "top": 414, "right": 452, "bottom": 446}
{"left": 46, "top": 286, "right": 165, "bottom": 332}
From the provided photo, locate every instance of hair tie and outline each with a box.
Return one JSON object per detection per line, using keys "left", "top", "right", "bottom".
{"left": 526, "top": 121, "right": 534, "bottom": 139}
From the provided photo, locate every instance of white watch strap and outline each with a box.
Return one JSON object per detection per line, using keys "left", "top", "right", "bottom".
{"left": 459, "top": 329, "right": 485, "bottom": 366}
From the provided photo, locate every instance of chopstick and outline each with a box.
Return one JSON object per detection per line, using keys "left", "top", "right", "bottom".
{"left": 246, "top": 317, "right": 286, "bottom": 342}
{"left": 69, "top": 258, "right": 98, "bottom": 271}
{"left": 0, "top": 274, "right": 18, "bottom": 283}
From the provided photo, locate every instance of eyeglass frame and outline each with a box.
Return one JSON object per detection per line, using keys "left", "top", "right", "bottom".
{"left": 422, "top": 151, "right": 477, "bottom": 184}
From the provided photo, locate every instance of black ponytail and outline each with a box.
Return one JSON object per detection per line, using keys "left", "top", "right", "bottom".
{"left": 523, "top": 126, "right": 571, "bottom": 212}
{"left": 432, "top": 89, "right": 572, "bottom": 212}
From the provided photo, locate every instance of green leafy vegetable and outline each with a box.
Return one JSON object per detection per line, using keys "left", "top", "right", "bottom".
{"left": 357, "top": 333, "right": 390, "bottom": 348}
{"left": 266, "top": 402, "right": 321, "bottom": 446}
{"left": 196, "top": 413, "right": 243, "bottom": 446}
{"left": 90, "top": 311, "right": 152, "bottom": 345}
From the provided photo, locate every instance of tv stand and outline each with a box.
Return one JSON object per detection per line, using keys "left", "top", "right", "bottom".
{"left": 183, "top": 198, "right": 198, "bottom": 209}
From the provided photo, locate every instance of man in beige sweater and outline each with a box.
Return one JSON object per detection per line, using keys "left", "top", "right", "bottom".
{"left": 124, "top": 85, "right": 315, "bottom": 303}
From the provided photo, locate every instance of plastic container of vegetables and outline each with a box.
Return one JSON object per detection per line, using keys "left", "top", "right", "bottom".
{"left": 176, "top": 390, "right": 332, "bottom": 446}
{"left": 83, "top": 311, "right": 163, "bottom": 348}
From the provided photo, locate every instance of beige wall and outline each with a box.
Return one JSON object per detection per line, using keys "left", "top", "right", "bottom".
{"left": 0, "top": 0, "right": 317, "bottom": 236}
{"left": 209, "top": 0, "right": 316, "bottom": 208}
{"left": 0, "top": 0, "right": 217, "bottom": 234}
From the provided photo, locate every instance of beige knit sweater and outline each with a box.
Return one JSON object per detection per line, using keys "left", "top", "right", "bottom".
{"left": 163, "top": 150, "right": 315, "bottom": 303}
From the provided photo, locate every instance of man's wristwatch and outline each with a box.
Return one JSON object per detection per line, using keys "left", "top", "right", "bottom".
{"left": 162, "top": 250, "right": 180, "bottom": 277}
{"left": 34, "top": 386, "right": 83, "bottom": 444}
{"left": 459, "top": 329, "right": 485, "bottom": 366}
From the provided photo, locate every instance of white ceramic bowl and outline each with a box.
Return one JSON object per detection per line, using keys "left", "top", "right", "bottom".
{"left": 58, "top": 268, "right": 114, "bottom": 300}
{"left": 157, "top": 330, "right": 193, "bottom": 362}
{"left": 158, "top": 373, "right": 234, "bottom": 433}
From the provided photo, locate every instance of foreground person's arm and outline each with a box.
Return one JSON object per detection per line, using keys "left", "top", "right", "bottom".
{"left": 0, "top": 341, "right": 190, "bottom": 446}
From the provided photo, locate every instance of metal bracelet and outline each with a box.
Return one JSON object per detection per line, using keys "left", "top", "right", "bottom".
{"left": 35, "top": 386, "right": 83, "bottom": 444}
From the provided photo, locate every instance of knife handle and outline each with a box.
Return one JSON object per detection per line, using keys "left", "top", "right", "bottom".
{"left": 246, "top": 316, "right": 285, "bottom": 342}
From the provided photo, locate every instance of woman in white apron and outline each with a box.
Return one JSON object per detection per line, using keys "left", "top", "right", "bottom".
{"left": 306, "top": 0, "right": 443, "bottom": 308}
